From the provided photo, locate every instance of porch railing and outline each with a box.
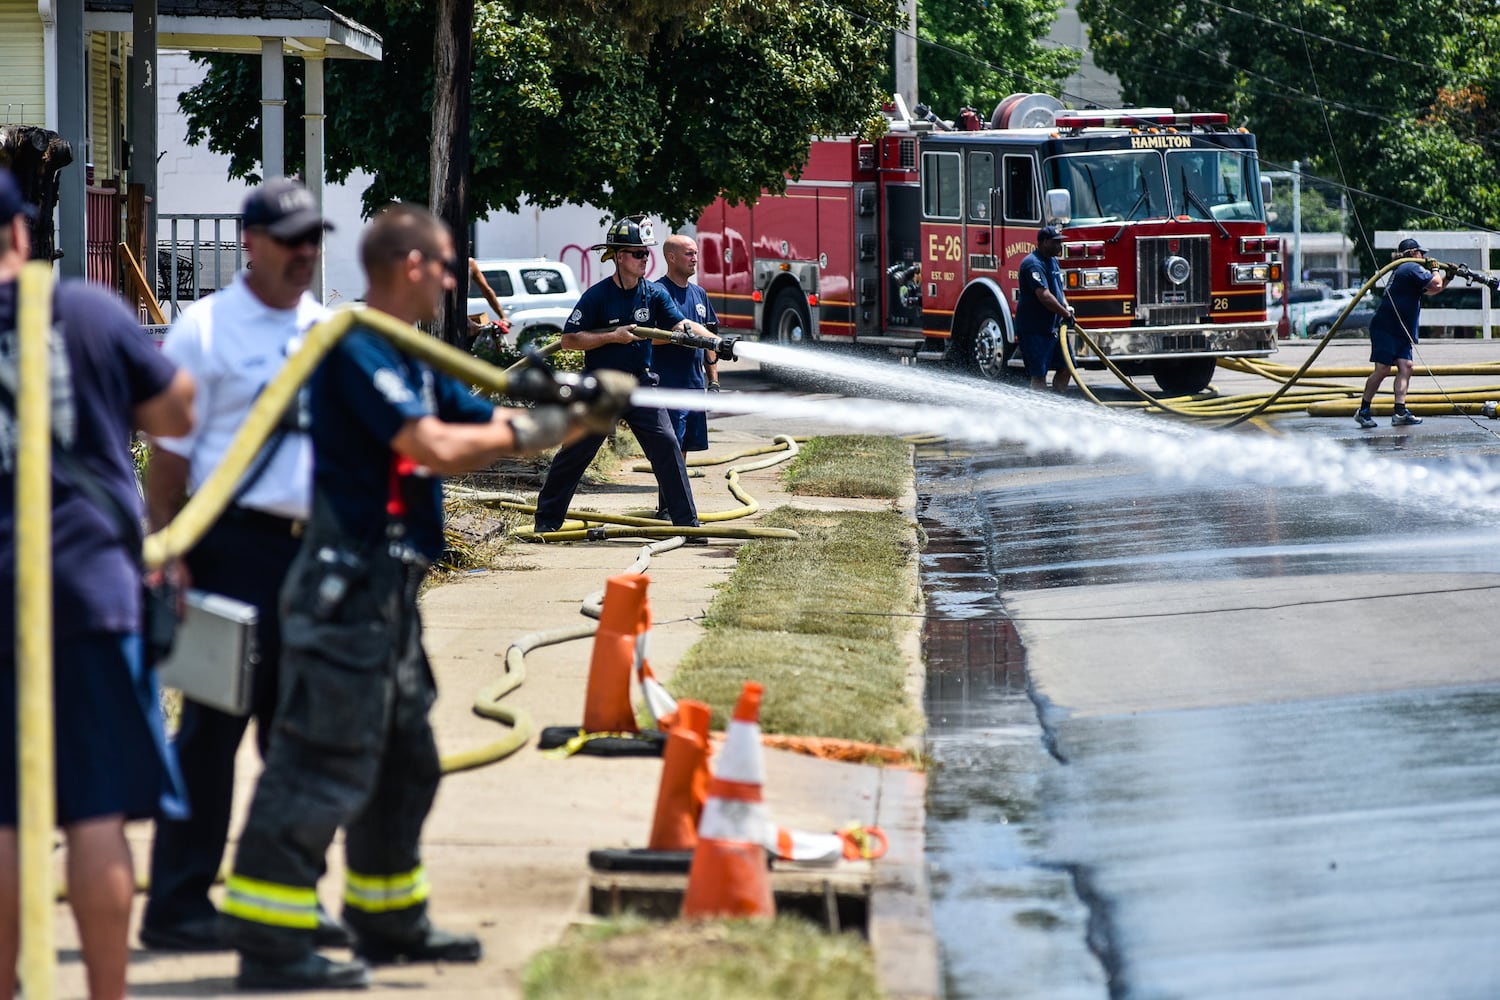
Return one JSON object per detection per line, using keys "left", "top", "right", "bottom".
{"left": 157, "top": 214, "right": 245, "bottom": 319}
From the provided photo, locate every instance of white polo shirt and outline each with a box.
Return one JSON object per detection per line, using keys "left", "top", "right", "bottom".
{"left": 155, "top": 273, "right": 327, "bottom": 521}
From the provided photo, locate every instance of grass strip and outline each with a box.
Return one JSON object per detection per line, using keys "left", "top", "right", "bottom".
{"left": 781, "top": 435, "right": 909, "bottom": 499}
{"left": 523, "top": 917, "right": 880, "bottom": 1000}
{"left": 669, "top": 506, "right": 922, "bottom": 747}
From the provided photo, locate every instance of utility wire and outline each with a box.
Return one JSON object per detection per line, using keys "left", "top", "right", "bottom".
{"left": 1168, "top": 0, "right": 1448, "bottom": 74}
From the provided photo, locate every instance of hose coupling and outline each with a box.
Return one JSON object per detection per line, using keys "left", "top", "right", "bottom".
{"left": 1483, "top": 400, "right": 1499, "bottom": 420}
{"left": 506, "top": 366, "right": 606, "bottom": 405}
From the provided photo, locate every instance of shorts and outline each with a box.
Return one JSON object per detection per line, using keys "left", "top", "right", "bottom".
{"left": 0, "top": 632, "right": 184, "bottom": 826}
{"left": 1369, "top": 326, "right": 1414, "bottom": 366}
{"left": 1018, "top": 329, "right": 1059, "bottom": 379}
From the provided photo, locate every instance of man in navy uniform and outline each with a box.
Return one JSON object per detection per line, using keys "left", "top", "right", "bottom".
{"left": 0, "top": 167, "right": 195, "bottom": 1000}
{"left": 218, "top": 204, "right": 630, "bottom": 990}
{"left": 1355, "top": 237, "right": 1444, "bottom": 429}
{"left": 654, "top": 233, "right": 718, "bottom": 445}
{"left": 1016, "top": 225, "right": 1075, "bottom": 393}
{"left": 532, "top": 215, "right": 716, "bottom": 534}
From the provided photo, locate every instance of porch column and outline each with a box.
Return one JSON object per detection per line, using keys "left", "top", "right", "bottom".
{"left": 260, "top": 38, "right": 285, "bottom": 179}
{"left": 303, "top": 52, "right": 325, "bottom": 300}
{"left": 55, "top": 0, "right": 84, "bottom": 277}
{"left": 129, "top": 0, "right": 158, "bottom": 278}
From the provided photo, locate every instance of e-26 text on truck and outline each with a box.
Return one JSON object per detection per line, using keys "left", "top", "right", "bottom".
{"left": 694, "top": 95, "right": 1283, "bottom": 395}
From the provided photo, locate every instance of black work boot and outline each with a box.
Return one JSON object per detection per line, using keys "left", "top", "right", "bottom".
{"left": 315, "top": 906, "right": 354, "bottom": 949}
{"left": 236, "top": 951, "right": 371, "bottom": 990}
{"left": 353, "top": 920, "right": 483, "bottom": 965}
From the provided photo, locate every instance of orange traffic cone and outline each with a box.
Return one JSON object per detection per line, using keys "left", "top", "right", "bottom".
{"left": 681, "top": 683, "right": 775, "bottom": 919}
{"left": 582, "top": 573, "right": 651, "bottom": 734}
{"left": 648, "top": 699, "right": 712, "bottom": 851}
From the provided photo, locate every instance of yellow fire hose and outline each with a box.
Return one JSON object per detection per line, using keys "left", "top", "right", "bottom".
{"left": 1060, "top": 257, "right": 1499, "bottom": 427}
{"left": 437, "top": 437, "right": 805, "bottom": 771}
{"left": 15, "top": 261, "right": 57, "bottom": 1000}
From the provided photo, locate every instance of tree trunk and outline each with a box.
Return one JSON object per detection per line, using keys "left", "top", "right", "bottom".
{"left": 429, "top": 0, "right": 474, "bottom": 346}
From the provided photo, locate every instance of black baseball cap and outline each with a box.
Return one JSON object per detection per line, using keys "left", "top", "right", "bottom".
{"left": 1396, "top": 237, "right": 1426, "bottom": 254}
{"left": 242, "top": 177, "right": 333, "bottom": 239}
{"left": 1037, "top": 225, "right": 1063, "bottom": 242}
{"left": 0, "top": 170, "right": 38, "bottom": 223}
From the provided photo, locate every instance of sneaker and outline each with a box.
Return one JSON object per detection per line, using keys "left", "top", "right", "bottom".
{"left": 236, "top": 952, "right": 370, "bottom": 990}
{"left": 1391, "top": 411, "right": 1423, "bottom": 426}
{"left": 1354, "top": 409, "right": 1377, "bottom": 429}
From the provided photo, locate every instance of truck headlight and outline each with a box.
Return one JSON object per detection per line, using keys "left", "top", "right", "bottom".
{"left": 1064, "top": 267, "right": 1119, "bottom": 290}
{"left": 1231, "top": 262, "right": 1272, "bottom": 284}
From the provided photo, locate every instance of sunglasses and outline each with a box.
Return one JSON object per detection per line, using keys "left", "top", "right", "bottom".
{"left": 622, "top": 250, "right": 651, "bottom": 260}
{"left": 272, "top": 230, "right": 323, "bottom": 249}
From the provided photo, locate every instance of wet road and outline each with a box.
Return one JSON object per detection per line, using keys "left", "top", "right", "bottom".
{"left": 920, "top": 413, "right": 1500, "bottom": 999}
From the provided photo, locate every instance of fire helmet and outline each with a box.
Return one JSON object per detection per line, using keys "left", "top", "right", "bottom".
{"left": 594, "top": 214, "right": 656, "bottom": 261}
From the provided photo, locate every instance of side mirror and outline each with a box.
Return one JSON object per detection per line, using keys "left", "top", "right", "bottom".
{"left": 1260, "top": 177, "right": 1273, "bottom": 207}
{"left": 1045, "top": 188, "right": 1072, "bottom": 227}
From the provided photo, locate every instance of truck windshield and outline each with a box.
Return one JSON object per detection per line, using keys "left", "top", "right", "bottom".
{"left": 1046, "top": 147, "right": 1266, "bottom": 225}
{"left": 1167, "top": 148, "right": 1263, "bottom": 221}
{"left": 1044, "top": 151, "right": 1169, "bottom": 225}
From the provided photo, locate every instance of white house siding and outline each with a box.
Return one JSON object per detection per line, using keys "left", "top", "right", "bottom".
{"left": 0, "top": 0, "right": 45, "bottom": 126}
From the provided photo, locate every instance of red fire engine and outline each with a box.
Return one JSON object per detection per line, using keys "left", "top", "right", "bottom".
{"left": 695, "top": 94, "right": 1282, "bottom": 395}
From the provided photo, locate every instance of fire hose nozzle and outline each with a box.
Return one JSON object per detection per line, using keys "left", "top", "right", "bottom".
{"left": 716, "top": 336, "right": 740, "bottom": 362}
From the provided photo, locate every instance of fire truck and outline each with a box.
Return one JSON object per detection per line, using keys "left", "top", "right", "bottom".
{"left": 694, "top": 94, "right": 1282, "bottom": 395}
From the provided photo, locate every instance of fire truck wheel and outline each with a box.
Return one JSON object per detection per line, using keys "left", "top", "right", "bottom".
{"left": 768, "top": 287, "right": 811, "bottom": 347}
{"left": 1151, "top": 357, "right": 1218, "bottom": 396}
{"left": 959, "top": 304, "right": 1013, "bottom": 380}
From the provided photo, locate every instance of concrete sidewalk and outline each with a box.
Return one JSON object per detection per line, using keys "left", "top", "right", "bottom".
{"left": 58, "top": 400, "right": 937, "bottom": 999}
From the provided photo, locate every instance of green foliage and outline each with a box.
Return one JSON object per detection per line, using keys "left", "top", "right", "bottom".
{"left": 917, "top": 0, "right": 1079, "bottom": 118}
{"left": 179, "top": 0, "right": 901, "bottom": 225}
{"left": 1076, "top": 0, "right": 1500, "bottom": 266}
{"left": 1266, "top": 183, "right": 1342, "bottom": 234}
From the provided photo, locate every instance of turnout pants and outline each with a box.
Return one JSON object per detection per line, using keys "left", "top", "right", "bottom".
{"left": 533, "top": 403, "right": 698, "bottom": 531}
{"left": 220, "top": 521, "right": 442, "bottom": 961}
{"left": 145, "top": 511, "right": 301, "bottom": 930}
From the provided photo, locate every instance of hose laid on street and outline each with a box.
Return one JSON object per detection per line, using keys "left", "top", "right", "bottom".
{"left": 1059, "top": 257, "right": 1497, "bottom": 427}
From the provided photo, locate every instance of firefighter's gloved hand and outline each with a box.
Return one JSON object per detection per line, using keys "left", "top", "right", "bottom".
{"left": 707, "top": 381, "right": 721, "bottom": 393}
{"left": 508, "top": 407, "right": 574, "bottom": 453}
{"left": 573, "top": 369, "right": 636, "bottom": 435}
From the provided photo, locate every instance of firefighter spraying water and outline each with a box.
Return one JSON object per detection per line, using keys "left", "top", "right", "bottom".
{"left": 696, "top": 94, "right": 1285, "bottom": 396}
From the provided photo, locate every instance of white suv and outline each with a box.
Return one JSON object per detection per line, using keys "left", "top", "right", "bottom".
{"left": 467, "top": 258, "right": 582, "bottom": 345}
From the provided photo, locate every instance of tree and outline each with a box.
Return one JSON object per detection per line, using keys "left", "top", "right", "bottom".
{"left": 179, "top": 0, "right": 900, "bottom": 227}
{"left": 1266, "top": 183, "right": 1341, "bottom": 235}
{"left": 916, "top": 0, "right": 1079, "bottom": 119}
{"left": 1075, "top": 0, "right": 1500, "bottom": 267}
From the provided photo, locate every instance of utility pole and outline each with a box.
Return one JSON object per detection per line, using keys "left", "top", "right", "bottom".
{"left": 1292, "top": 159, "right": 1302, "bottom": 288}
{"left": 895, "top": 0, "right": 917, "bottom": 109}
{"left": 430, "top": 0, "right": 474, "bottom": 345}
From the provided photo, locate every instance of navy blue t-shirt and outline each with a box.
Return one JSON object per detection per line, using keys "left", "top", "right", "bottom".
{"left": 564, "top": 276, "right": 687, "bottom": 375}
{"left": 0, "top": 279, "right": 178, "bottom": 643}
{"left": 652, "top": 278, "right": 718, "bottom": 390}
{"left": 310, "top": 325, "right": 494, "bottom": 560}
{"left": 1370, "top": 259, "right": 1434, "bottom": 343}
{"left": 1016, "top": 250, "right": 1065, "bottom": 339}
